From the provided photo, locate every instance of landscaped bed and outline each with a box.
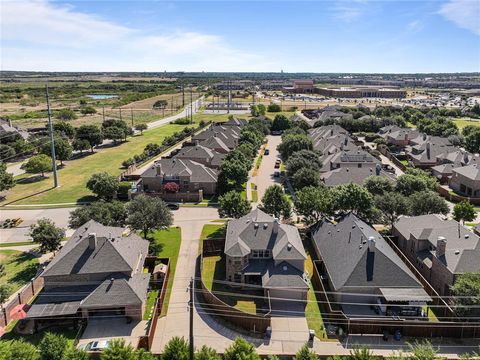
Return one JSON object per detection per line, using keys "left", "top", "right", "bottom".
{"left": 0, "top": 249, "right": 38, "bottom": 297}
{"left": 144, "top": 290, "right": 160, "bottom": 320}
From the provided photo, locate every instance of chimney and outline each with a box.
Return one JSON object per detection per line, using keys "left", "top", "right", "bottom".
{"left": 88, "top": 233, "right": 97, "bottom": 250}
{"left": 375, "top": 163, "right": 381, "bottom": 176}
{"left": 423, "top": 133, "right": 427, "bottom": 141}
{"left": 368, "top": 236, "right": 376, "bottom": 251}
{"left": 330, "top": 129, "right": 334, "bottom": 136}
{"left": 273, "top": 218, "right": 279, "bottom": 234}
{"left": 155, "top": 165, "right": 161, "bottom": 176}
{"left": 426, "top": 143, "right": 431, "bottom": 159}
{"left": 344, "top": 136, "right": 348, "bottom": 146}
{"left": 8, "top": 119, "right": 12, "bottom": 127}
{"left": 464, "top": 152, "right": 469, "bottom": 164}
{"left": 436, "top": 236, "right": 447, "bottom": 258}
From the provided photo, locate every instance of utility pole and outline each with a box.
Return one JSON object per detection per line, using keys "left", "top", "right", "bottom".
{"left": 182, "top": 85, "right": 185, "bottom": 107}
{"left": 102, "top": 105, "right": 105, "bottom": 122}
{"left": 119, "top": 108, "right": 122, "bottom": 121}
{"left": 190, "top": 87, "right": 193, "bottom": 124}
{"left": 189, "top": 278, "right": 194, "bottom": 360}
{"left": 45, "top": 84, "right": 58, "bottom": 188}
{"left": 130, "top": 108, "right": 134, "bottom": 127}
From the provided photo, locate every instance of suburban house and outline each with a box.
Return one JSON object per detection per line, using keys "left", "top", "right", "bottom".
{"left": 406, "top": 139, "right": 455, "bottom": 168}
{"left": 448, "top": 163, "right": 480, "bottom": 197}
{"left": 311, "top": 213, "right": 431, "bottom": 317}
{"left": 173, "top": 144, "right": 226, "bottom": 169}
{"left": 0, "top": 118, "right": 29, "bottom": 140}
{"left": 321, "top": 149, "right": 381, "bottom": 172}
{"left": 320, "top": 165, "right": 396, "bottom": 187}
{"left": 224, "top": 209, "right": 309, "bottom": 301}
{"left": 138, "top": 158, "right": 218, "bottom": 198}
{"left": 379, "top": 126, "right": 420, "bottom": 148}
{"left": 191, "top": 125, "right": 240, "bottom": 150}
{"left": 27, "top": 221, "right": 150, "bottom": 325}
{"left": 393, "top": 215, "right": 480, "bottom": 296}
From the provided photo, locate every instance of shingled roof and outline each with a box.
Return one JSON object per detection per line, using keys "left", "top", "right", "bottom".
{"left": 142, "top": 158, "right": 218, "bottom": 183}
{"left": 311, "top": 213, "right": 423, "bottom": 291}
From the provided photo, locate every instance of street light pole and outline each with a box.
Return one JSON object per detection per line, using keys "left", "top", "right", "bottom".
{"left": 45, "top": 84, "right": 59, "bottom": 188}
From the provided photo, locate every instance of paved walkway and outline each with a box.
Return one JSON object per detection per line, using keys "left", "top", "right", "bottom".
{"left": 147, "top": 97, "right": 204, "bottom": 129}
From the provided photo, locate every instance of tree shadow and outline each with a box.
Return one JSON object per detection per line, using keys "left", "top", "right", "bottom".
{"left": 9, "top": 262, "right": 38, "bottom": 284}
{"left": 2, "top": 186, "right": 55, "bottom": 205}
{"left": 149, "top": 241, "right": 164, "bottom": 255}
{"left": 16, "top": 175, "right": 47, "bottom": 184}
{"left": 75, "top": 195, "right": 97, "bottom": 204}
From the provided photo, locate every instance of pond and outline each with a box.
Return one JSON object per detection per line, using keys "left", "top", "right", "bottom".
{"left": 86, "top": 94, "right": 118, "bottom": 100}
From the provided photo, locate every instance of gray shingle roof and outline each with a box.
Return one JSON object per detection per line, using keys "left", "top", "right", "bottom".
{"left": 141, "top": 158, "right": 218, "bottom": 183}
{"left": 42, "top": 220, "right": 149, "bottom": 277}
{"left": 262, "top": 261, "right": 309, "bottom": 289}
{"left": 452, "top": 163, "right": 480, "bottom": 181}
{"left": 311, "top": 213, "right": 423, "bottom": 291}
{"left": 394, "top": 215, "right": 480, "bottom": 274}
{"left": 174, "top": 145, "right": 226, "bottom": 168}
{"left": 321, "top": 167, "right": 396, "bottom": 187}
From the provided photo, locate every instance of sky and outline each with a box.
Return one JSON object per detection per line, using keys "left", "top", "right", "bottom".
{"left": 1, "top": 0, "right": 480, "bottom": 73}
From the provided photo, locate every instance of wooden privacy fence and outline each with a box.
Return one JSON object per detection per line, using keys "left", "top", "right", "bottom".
{"left": 1, "top": 276, "right": 44, "bottom": 328}
{"left": 138, "top": 258, "right": 171, "bottom": 350}
{"left": 436, "top": 185, "right": 480, "bottom": 205}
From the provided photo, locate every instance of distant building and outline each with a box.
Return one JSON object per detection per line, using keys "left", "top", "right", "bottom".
{"left": 317, "top": 87, "right": 406, "bottom": 99}
{"left": 284, "top": 80, "right": 315, "bottom": 93}
{"left": 0, "top": 119, "right": 29, "bottom": 140}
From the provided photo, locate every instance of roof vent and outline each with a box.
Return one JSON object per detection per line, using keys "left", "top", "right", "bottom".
{"left": 282, "top": 265, "right": 288, "bottom": 271}
{"left": 263, "top": 223, "right": 268, "bottom": 229}
{"left": 110, "top": 278, "right": 114, "bottom": 283}
{"left": 352, "top": 225, "right": 356, "bottom": 229}
{"left": 465, "top": 234, "right": 469, "bottom": 239}
{"left": 254, "top": 223, "right": 259, "bottom": 229}
{"left": 455, "top": 250, "right": 460, "bottom": 255}
{"left": 287, "top": 243, "right": 292, "bottom": 251}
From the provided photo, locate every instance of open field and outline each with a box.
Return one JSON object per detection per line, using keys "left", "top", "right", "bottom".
{"left": 149, "top": 227, "right": 182, "bottom": 316}
{"left": 2, "top": 123, "right": 193, "bottom": 205}
{"left": 452, "top": 118, "right": 480, "bottom": 130}
{"left": 0, "top": 249, "right": 38, "bottom": 297}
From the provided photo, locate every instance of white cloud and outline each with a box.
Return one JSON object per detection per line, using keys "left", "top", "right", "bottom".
{"left": 439, "top": 0, "right": 480, "bottom": 36}
{"left": 407, "top": 20, "right": 424, "bottom": 33}
{"left": 331, "top": 0, "right": 370, "bottom": 22}
{"left": 0, "top": 0, "right": 273, "bottom": 71}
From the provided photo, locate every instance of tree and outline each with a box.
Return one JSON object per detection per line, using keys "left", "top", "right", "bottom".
{"left": 61, "top": 346, "right": 89, "bottom": 360}
{"left": 256, "top": 104, "right": 266, "bottom": 115}
{"left": 100, "top": 339, "right": 135, "bottom": 360}
{"left": 135, "top": 123, "right": 148, "bottom": 134}
{"left": 363, "top": 176, "right": 395, "bottom": 196}
{"left": 80, "top": 106, "right": 97, "bottom": 115}
{"left": 291, "top": 167, "right": 321, "bottom": 190}
{"left": 285, "top": 150, "right": 322, "bottom": 176}
{"left": 218, "top": 159, "right": 249, "bottom": 193}
{"left": 350, "top": 347, "right": 377, "bottom": 360}
{"left": 0, "top": 162, "right": 15, "bottom": 192}
{"left": 267, "top": 103, "right": 281, "bottom": 112}
{"left": 195, "top": 346, "right": 221, "bottom": 360}
{"left": 407, "top": 340, "right": 440, "bottom": 360}
{"left": 332, "top": 183, "right": 374, "bottom": 216}
{"left": 374, "top": 192, "right": 410, "bottom": 228}
{"left": 218, "top": 190, "right": 252, "bottom": 218}
{"left": 408, "top": 191, "right": 449, "bottom": 216}
{"left": 294, "top": 186, "right": 334, "bottom": 225}
{"left": 103, "top": 126, "right": 125, "bottom": 145}
{"left": 223, "top": 337, "right": 261, "bottom": 360}
{"left": 239, "top": 129, "right": 262, "bottom": 149}
{"left": 395, "top": 174, "right": 433, "bottom": 196}
{"left": 250, "top": 105, "right": 260, "bottom": 117}
{"left": 0, "top": 284, "right": 11, "bottom": 303}
{"left": 237, "top": 143, "right": 256, "bottom": 159}
{"left": 72, "top": 138, "right": 91, "bottom": 153}
{"left": 271, "top": 114, "right": 291, "bottom": 132}
{"left": 451, "top": 272, "right": 480, "bottom": 316}
{"left": 102, "top": 119, "right": 133, "bottom": 141}
{"left": 69, "top": 201, "right": 127, "bottom": 228}
{"left": 294, "top": 343, "right": 318, "bottom": 360}
{"left": 52, "top": 121, "right": 75, "bottom": 139}
{"left": 453, "top": 201, "right": 476, "bottom": 224}
{"left": 153, "top": 99, "right": 168, "bottom": 109}
{"left": 126, "top": 194, "right": 173, "bottom": 238}
{"left": 465, "top": 128, "right": 480, "bottom": 153}
{"left": 30, "top": 218, "right": 65, "bottom": 253}
{"left": 0, "top": 339, "right": 40, "bottom": 360}
{"left": 260, "top": 185, "right": 291, "bottom": 219}
{"left": 162, "top": 336, "right": 189, "bottom": 360}
{"left": 277, "top": 134, "right": 313, "bottom": 160}
{"left": 164, "top": 182, "right": 180, "bottom": 193}
{"left": 41, "top": 137, "right": 73, "bottom": 165}
{"left": 135, "top": 349, "right": 156, "bottom": 360}
{"left": 0, "top": 144, "right": 15, "bottom": 161}
{"left": 76, "top": 125, "right": 103, "bottom": 152}
{"left": 86, "top": 172, "right": 120, "bottom": 200}
{"left": 24, "top": 154, "right": 52, "bottom": 177}
{"left": 38, "top": 332, "right": 68, "bottom": 360}
{"left": 56, "top": 108, "right": 77, "bottom": 121}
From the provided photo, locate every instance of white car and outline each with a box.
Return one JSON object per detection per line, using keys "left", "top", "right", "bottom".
{"left": 78, "top": 340, "right": 110, "bottom": 351}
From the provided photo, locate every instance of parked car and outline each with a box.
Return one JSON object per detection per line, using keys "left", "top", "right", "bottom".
{"left": 264, "top": 149, "right": 270, "bottom": 155}
{"left": 166, "top": 203, "right": 180, "bottom": 210}
{"left": 274, "top": 160, "right": 281, "bottom": 169}
{"left": 78, "top": 340, "right": 110, "bottom": 352}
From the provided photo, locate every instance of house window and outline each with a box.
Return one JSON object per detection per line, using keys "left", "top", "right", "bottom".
{"left": 358, "top": 163, "right": 362, "bottom": 168}
{"left": 251, "top": 249, "right": 271, "bottom": 258}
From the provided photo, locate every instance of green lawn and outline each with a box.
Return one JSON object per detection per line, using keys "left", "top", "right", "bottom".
{"left": 144, "top": 290, "right": 159, "bottom": 320}
{"left": 4, "top": 123, "right": 194, "bottom": 205}
{"left": 200, "top": 224, "right": 226, "bottom": 241}
{"left": 201, "top": 255, "right": 260, "bottom": 314}
{"left": 251, "top": 183, "right": 258, "bottom": 203}
{"left": 452, "top": 118, "right": 480, "bottom": 131}
{"left": 148, "top": 227, "right": 182, "bottom": 316}
{"left": 304, "top": 254, "right": 327, "bottom": 340}
{"left": 0, "top": 250, "right": 38, "bottom": 297}
{"left": 0, "top": 241, "right": 33, "bottom": 248}
{"left": 2, "top": 327, "right": 79, "bottom": 347}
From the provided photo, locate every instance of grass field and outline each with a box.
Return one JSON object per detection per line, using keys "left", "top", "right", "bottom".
{"left": 200, "top": 224, "right": 226, "bottom": 241}
{"left": 452, "top": 118, "right": 480, "bottom": 131}
{"left": 149, "top": 227, "right": 182, "bottom": 316}
{"left": 3, "top": 123, "right": 193, "bottom": 205}
{"left": 304, "top": 254, "right": 327, "bottom": 340}
{"left": 0, "top": 250, "right": 39, "bottom": 297}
